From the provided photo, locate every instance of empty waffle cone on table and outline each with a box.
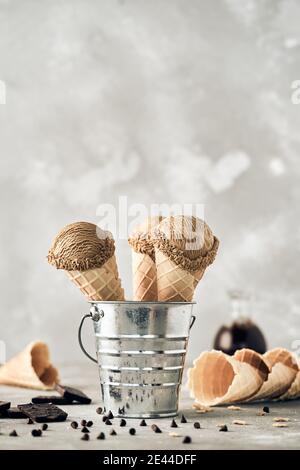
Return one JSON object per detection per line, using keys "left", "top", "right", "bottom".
{"left": 128, "top": 215, "right": 164, "bottom": 301}
{"left": 47, "top": 221, "right": 125, "bottom": 301}
{"left": 0, "top": 341, "right": 59, "bottom": 390}
{"left": 152, "top": 215, "right": 219, "bottom": 301}
{"left": 279, "top": 356, "right": 300, "bottom": 400}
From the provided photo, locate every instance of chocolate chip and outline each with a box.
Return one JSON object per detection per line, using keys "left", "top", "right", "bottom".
{"left": 118, "top": 406, "right": 125, "bottom": 415}
{"left": 27, "top": 418, "right": 34, "bottom": 425}
{"left": 171, "top": 419, "right": 178, "bottom": 428}
{"left": 120, "top": 419, "right": 126, "bottom": 427}
{"left": 180, "top": 414, "right": 187, "bottom": 423}
{"left": 96, "top": 407, "right": 103, "bottom": 415}
{"left": 194, "top": 422, "right": 201, "bottom": 429}
{"left": 71, "top": 421, "right": 78, "bottom": 429}
{"left": 110, "top": 429, "right": 117, "bottom": 436}
{"left": 81, "top": 419, "right": 87, "bottom": 426}
{"left": 31, "top": 429, "right": 42, "bottom": 437}
{"left": 183, "top": 436, "right": 192, "bottom": 444}
{"left": 263, "top": 406, "right": 270, "bottom": 414}
{"left": 129, "top": 428, "right": 136, "bottom": 435}
{"left": 81, "top": 426, "right": 89, "bottom": 433}
{"left": 86, "top": 421, "right": 93, "bottom": 427}
{"left": 42, "top": 424, "right": 48, "bottom": 431}
{"left": 105, "top": 419, "right": 112, "bottom": 425}
{"left": 102, "top": 415, "right": 108, "bottom": 422}
{"left": 151, "top": 424, "right": 162, "bottom": 433}
{"left": 81, "top": 433, "right": 89, "bottom": 441}
{"left": 107, "top": 410, "right": 114, "bottom": 419}
{"left": 219, "top": 425, "right": 228, "bottom": 432}
{"left": 139, "top": 419, "right": 147, "bottom": 426}
{"left": 97, "top": 432, "right": 105, "bottom": 440}
{"left": 9, "top": 430, "right": 18, "bottom": 437}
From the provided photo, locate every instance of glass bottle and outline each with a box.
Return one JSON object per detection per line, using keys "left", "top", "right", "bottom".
{"left": 213, "top": 290, "right": 267, "bottom": 355}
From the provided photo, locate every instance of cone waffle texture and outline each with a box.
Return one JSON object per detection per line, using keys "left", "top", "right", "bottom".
{"left": 248, "top": 348, "right": 298, "bottom": 401}
{"left": 132, "top": 251, "right": 158, "bottom": 301}
{"left": 67, "top": 255, "right": 124, "bottom": 301}
{"left": 0, "top": 341, "right": 59, "bottom": 390}
{"left": 280, "top": 356, "right": 300, "bottom": 400}
{"left": 187, "top": 350, "right": 266, "bottom": 406}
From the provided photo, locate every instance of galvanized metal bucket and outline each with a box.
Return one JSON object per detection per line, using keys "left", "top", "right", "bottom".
{"left": 78, "top": 301, "right": 196, "bottom": 418}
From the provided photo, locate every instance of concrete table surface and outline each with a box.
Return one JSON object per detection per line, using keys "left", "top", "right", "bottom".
{"left": 0, "top": 364, "right": 299, "bottom": 450}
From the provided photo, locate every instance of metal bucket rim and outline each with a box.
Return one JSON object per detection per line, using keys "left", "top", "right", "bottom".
{"left": 88, "top": 300, "right": 196, "bottom": 306}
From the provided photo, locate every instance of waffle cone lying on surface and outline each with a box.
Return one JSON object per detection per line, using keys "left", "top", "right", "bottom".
{"left": 248, "top": 348, "right": 298, "bottom": 402}
{"left": 188, "top": 349, "right": 269, "bottom": 407}
{"left": 128, "top": 216, "right": 164, "bottom": 301}
{"left": 0, "top": 341, "right": 58, "bottom": 390}
{"left": 280, "top": 357, "right": 300, "bottom": 400}
{"left": 48, "top": 221, "right": 124, "bottom": 301}
{"left": 152, "top": 216, "right": 219, "bottom": 301}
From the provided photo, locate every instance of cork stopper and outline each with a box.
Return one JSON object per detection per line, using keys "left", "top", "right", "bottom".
{"left": 47, "top": 221, "right": 115, "bottom": 271}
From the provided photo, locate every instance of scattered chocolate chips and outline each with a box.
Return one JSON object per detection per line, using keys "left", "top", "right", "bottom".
{"left": 180, "top": 414, "right": 187, "bottom": 424}
{"left": 151, "top": 424, "right": 162, "bottom": 433}
{"left": 81, "top": 433, "right": 89, "bottom": 441}
{"left": 96, "top": 407, "right": 103, "bottom": 415}
{"left": 194, "top": 422, "right": 201, "bottom": 429}
{"left": 81, "top": 419, "right": 87, "bottom": 426}
{"left": 81, "top": 426, "right": 90, "bottom": 433}
{"left": 31, "top": 396, "right": 70, "bottom": 405}
{"left": 139, "top": 419, "right": 147, "bottom": 427}
{"left": 102, "top": 415, "right": 108, "bottom": 422}
{"left": 42, "top": 424, "right": 48, "bottom": 431}
{"left": 170, "top": 419, "right": 178, "bottom": 428}
{"left": 182, "top": 436, "right": 191, "bottom": 444}
{"left": 118, "top": 406, "right": 125, "bottom": 415}
{"left": 105, "top": 419, "right": 112, "bottom": 425}
{"left": 86, "top": 420, "right": 93, "bottom": 427}
{"left": 9, "top": 430, "right": 18, "bottom": 437}
{"left": 107, "top": 410, "right": 114, "bottom": 419}
{"left": 18, "top": 403, "right": 67, "bottom": 423}
{"left": 97, "top": 432, "right": 105, "bottom": 440}
{"left": 120, "top": 419, "right": 127, "bottom": 427}
{"left": 55, "top": 384, "right": 91, "bottom": 405}
{"left": 129, "top": 428, "right": 136, "bottom": 435}
{"left": 31, "top": 429, "right": 42, "bottom": 437}
{"left": 263, "top": 406, "right": 270, "bottom": 414}
{"left": 219, "top": 425, "right": 228, "bottom": 432}
{"left": 110, "top": 429, "right": 117, "bottom": 436}
{"left": 27, "top": 418, "right": 34, "bottom": 425}
{"left": 71, "top": 421, "right": 78, "bottom": 429}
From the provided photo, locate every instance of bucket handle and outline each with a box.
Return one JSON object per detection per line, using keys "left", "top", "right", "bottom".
{"left": 78, "top": 307, "right": 103, "bottom": 364}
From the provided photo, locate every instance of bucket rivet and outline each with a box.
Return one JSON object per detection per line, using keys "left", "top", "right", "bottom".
{"left": 90, "top": 306, "right": 103, "bottom": 322}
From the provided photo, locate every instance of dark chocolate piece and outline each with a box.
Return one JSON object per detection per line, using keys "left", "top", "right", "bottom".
{"left": 170, "top": 419, "right": 178, "bottom": 428}
{"left": 81, "top": 419, "right": 87, "bottom": 426}
{"left": 5, "top": 407, "right": 27, "bottom": 419}
{"left": 71, "top": 421, "right": 78, "bottom": 429}
{"left": 102, "top": 415, "right": 108, "bottom": 422}
{"left": 110, "top": 429, "right": 117, "bottom": 436}
{"left": 219, "top": 425, "right": 228, "bottom": 432}
{"left": 180, "top": 414, "right": 187, "bottom": 423}
{"left": 0, "top": 401, "right": 11, "bottom": 414}
{"left": 139, "top": 419, "right": 147, "bottom": 427}
{"left": 107, "top": 410, "right": 114, "bottom": 419}
{"left": 32, "top": 395, "right": 70, "bottom": 405}
{"left": 86, "top": 420, "right": 93, "bottom": 427}
{"left": 129, "top": 428, "right": 136, "bottom": 435}
{"left": 96, "top": 407, "right": 103, "bottom": 415}
{"left": 105, "top": 419, "right": 112, "bottom": 425}
{"left": 120, "top": 418, "right": 126, "bottom": 427}
{"left": 263, "top": 406, "right": 270, "bottom": 414}
{"left": 151, "top": 424, "right": 162, "bottom": 433}
{"left": 81, "top": 426, "right": 89, "bottom": 433}
{"left": 97, "top": 432, "right": 105, "bottom": 440}
{"left": 42, "top": 423, "right": 48, "bottom": 431}
{"left": 9, "top": 430, "right": 18, "bottom": 437}
{"left": 27, "top": 418, "right": 34, "bottom": 425}
{"left": 183, "top": 436, "right": 191, "bottom": 443}
{"left": 81, "top": 433, "right": 89, "bottom": 441}
{"left": 31, "top": 429, "right": 42, "bottom": 437}
{"left": 55, "top": 384, "right": 91, "bottom": 404}
{"left": 194, "top": 422, "right": 201, "bottom": 429}
{"left": 18, "top": 403, "right": 68, "bottom": 423}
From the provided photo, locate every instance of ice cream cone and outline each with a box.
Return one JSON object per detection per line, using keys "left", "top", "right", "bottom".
{"left": 48, "top": 221, "right": 125, "bottom": 301}
{"left": 152, "top": 216, "right": 219, "bottom": 302}
{"left": 248, "top": 348, "right": 298, "bottom": 402}
{"left": 187, "top": 349, "right": 266, "bottom": 407}
{"left": 128, "top": 216, "right": 164, "bottom": 301}
{"left": 279, "top": 356, "right": 300, "bottom": 400}
{"left": 0, "top": 341, "right": 58, "bottom": 390}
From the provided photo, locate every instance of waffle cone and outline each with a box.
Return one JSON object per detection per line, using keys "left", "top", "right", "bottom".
{"left": 67, "top": 255, "right": 124, "bottom": 301}
{"left": 0, "top": 341, "right": 58, "bottom": 390}
{"left": 155, "top": 248, "right": 195, "bottom": 302}
{"left": 187, "top": 350, "right": 265, "bottom": 407}
{"left": 248, "top": 348, "right": 298, "bottom": 401}
{"left": 132, "top": 252, "right": 158, "bottom": 301}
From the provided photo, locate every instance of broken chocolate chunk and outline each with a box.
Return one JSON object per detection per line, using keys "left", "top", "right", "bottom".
{"left": 0, "top": 401, "right": 11, "bottom": 415}
{"left": 5, "top": 407, "right": 27, "bottom": 419}
{"left": 18, "top": 403, "right": 68, "bottom": 423}
{"left": 32, "top": 395, "right": 70, "bottom": 405}
{"left": 55, "top": 384, "right": 91, "bottom": 404}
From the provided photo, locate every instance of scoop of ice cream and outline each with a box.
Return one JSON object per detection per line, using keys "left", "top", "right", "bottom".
{"left": 152, "top": 215, "right": 219, "bottom": 272}
{"left": 128, "top": 215, "right": 164, "bottom": 259}
{"left": 47, "top": 221, "right": 115, "bottom": 271}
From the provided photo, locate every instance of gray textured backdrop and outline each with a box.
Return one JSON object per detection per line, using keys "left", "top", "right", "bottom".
{"left": 0, "top": 0, "right": 300, "bottom": 367}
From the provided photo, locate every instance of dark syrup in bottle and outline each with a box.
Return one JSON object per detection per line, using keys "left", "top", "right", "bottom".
{"left": 213, "top": 290, "right": 267, "bottom": 355}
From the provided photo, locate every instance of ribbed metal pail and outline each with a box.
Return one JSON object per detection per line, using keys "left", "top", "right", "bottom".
{"left": 78, "top": 301, "right": 195, "bottom": 418}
